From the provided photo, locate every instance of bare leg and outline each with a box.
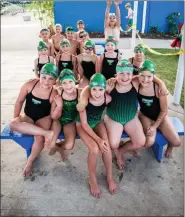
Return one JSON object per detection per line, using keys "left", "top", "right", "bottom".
{"left": 139, "top": 112, "right": 156, "bottom": 148}
{"left": 10, "top": 115, "right": 54, "bottom": 145}
{"left": 104, "top": 115, "right": 124, "bottom": 169}
{"left": 23, "top": 116, "right": 52, "bottom": 176}
{"left": 119, "top": 116, "right": 146, "bottom": 161}
{"left": 95, "top": 122, "right": 117, "bottom": 195}
{"left": 49, "top": 120, "right": 62, "bottom": 156}
{"left": 158, "top": 116, "right": 181, "bottom": 158}
{"left": 76, "top": 122, "right": 101, "bottom": 198}
{"left": 61, "top": 121, "right": 76, "bottom": 160}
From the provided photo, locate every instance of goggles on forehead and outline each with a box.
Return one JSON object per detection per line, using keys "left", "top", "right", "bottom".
{"left": 84, "top": 46, "right": 94, "bottom": 51}
{"left": 109, "top": 13, "right": 116, "bottom": 18}
{"left": 79, "top": 34, "right": 87, "bottom": 38}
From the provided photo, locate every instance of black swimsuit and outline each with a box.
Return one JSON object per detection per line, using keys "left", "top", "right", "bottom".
{"left": 138, "top": 83, "right": 161, "bottom": 121}
{"left": 37, "top": 56, "right": 51, "bottom": 76}
{"left": 81, "top": 60, "right": 96, "bottom": 80}
{"left": 131, "top": 57, "right": 140, "bottom": 75}
{"left": 24, "top": 81, "right": 53, "bottom": 122}
{"left": 58, "top": 54, "right": 73, "bottom": 73}
{"left": 101, "top": 53, "right": 118, "bottom": 80}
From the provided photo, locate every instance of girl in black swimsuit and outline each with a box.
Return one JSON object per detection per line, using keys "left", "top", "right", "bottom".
{"left": 56, "top": 39, "right": 77, "bottom": 79}
{"left": 77, "top": 39, "right": 99, "bottom": 88}
{"left": 129, "top": 44, "right": 145, "bottom": 75}
{"left": 10, "top": 63, "right": 61, "bottom": 177}
{"left": 138, "top": 60, "right": 181, "bottom": 158}
{"left": 34, "top": 41, "right": 54, "bottom": 78}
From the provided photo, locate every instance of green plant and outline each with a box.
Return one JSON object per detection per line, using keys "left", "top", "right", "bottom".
{"left": 149, "top": 25, "right": 158, "bottom": 34}
{"left": 166, "top": 12, "right": 182, "bottom": 35}
{"left": 29, "top": 0, "right": 54, "bottom": 27}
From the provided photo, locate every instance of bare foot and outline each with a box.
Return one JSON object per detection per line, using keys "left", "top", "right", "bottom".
{"left": 23, "top": 161, "right": 33, "bottom": 177}
{"left": 114, "top": 149, "right": 125, "bottom": 169}
{"left": 130, "top": 150, "right": 141, "bottom": 157}
{"left": 58, "top": 146, "right": 68, "bottom": 161}
{"left": 107, "top": 178, "right": 117, "bottom": 195}
{"left": 48, "top": 146, "right": 57, "bottom": 156}
{"left": 89, "top": 179, "right": 101, "bottom": 198}
{"left": 165, "top": 146, "right": 173, "bottom": 158}
{"left": 44, "top": 130, "right": 54, "bottom": 146}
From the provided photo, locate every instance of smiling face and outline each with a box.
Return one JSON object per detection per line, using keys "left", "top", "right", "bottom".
{"left": 90, "top": 86, "right": 105, "bottom": 101}
{"left": 116, "top": 72, "right": 133, "bottom": 86}
{"left": 61, "top": 79, "right": 76, "bottom": 94}
{"left": 108, "top": 15, "right": 117, "bottom": 26}
{"left": 66, "top": 31, "right": 74, "bottom": 40}
{"left": 84, "top": 46, "right": 94, "bottom": 54}
{"left": 55, "top": 26, "right": 62, "bottom": 34}
{"left": 40, "top": 74, "right": 56, "bottom": 89}
{"left": 40, "top": 31, "right": 49, "bottom": 40}
{"left": 60, "top": 44, "right": 70, "bottom": 53}
{"left": 135, "top": 50, "right": 145, "bottom": 61}
{"left": 77, "top": 22, "right": 85, "bottom": 30}
{"left": 139, "top": 71, "right": 154, "bottom": 87}
{"left": 38, "top": 48, "right": 49, "bottom": 56}
{"left": 105, "top": 41, "right": 116, "bottom": 52}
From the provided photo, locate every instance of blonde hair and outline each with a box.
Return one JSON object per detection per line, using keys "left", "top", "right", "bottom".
{"left": 55, "top": 24, "right": 62, "bottom": 31}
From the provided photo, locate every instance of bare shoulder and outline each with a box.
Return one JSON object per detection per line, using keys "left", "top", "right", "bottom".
{"left": 105, "top": 93, "right": 112, "bottom": 104}
{"left": 154, "top": 83, "right": 160, "bottom": 98}
{"left": 77, "top": 53, "right": 83, "bottom": 61}
{"left": 24, "top": 79, "right": 39, "bottom": 91}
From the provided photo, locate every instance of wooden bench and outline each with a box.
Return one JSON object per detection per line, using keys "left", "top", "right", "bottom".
{"left": 1, "top": 117, "right": 184, "bottom": 162}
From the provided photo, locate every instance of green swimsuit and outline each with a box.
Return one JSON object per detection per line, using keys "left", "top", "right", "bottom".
{"left": 76, "top": 97, "right": 106, "bottom": 129}
{"left": 106, "top": 83, "right": 138, "bottom": 125}
{"left": 59, "top": 90, "right": 78, "bottom": 126}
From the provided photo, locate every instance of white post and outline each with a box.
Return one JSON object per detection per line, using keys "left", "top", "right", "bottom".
{"left": 141, "top": 1, "right": 147, "bottom": 34}
{"left": 173, "top": 30, "right": 184, "bottom": 105}
{"left": 131, "top": 1, "right": 138, "bottom": 50}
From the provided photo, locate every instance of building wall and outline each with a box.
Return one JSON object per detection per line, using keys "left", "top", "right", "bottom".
{"left": 54, "top": 0, "right": 184, "bottom": 33}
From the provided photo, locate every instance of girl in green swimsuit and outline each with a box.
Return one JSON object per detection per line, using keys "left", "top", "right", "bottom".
{"left": 49, "top": 69, "right": 79, "bottom": 160}
{"left": 76, "top": 73, "right": 117, "bottom": 198}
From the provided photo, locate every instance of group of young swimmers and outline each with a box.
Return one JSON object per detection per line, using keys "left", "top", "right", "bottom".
{"left": 10, "top": 0, "right": 181, "bottom": 198}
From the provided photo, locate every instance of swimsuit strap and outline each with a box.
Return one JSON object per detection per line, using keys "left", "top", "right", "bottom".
{"left": 31, "top": 80, "right": 39, "bottom": 93}
{"left": 48, "top": 56, "right": 50, "bottom": 62}
{"left": 153, "top": 82, "right": 157, "bottom": 96}
{"left": 38, "top": 57, "right": 40, "bottom": 64}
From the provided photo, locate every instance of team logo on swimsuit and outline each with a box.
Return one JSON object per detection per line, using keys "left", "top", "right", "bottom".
{"left": 32, "top": 98, "right": 41, "bottom": 105}
{"left": 62, "top": 63, "right": 68, "bottom": 68}
{"left": 107, "top": 60, "right": 114, "bottom": 65}
{"left": 142, "top": 98, "right": 153, "bottom": 106}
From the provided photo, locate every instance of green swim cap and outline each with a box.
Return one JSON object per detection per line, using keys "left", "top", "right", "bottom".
{"left": 139, "top": 60, "right": 155, "bottom": 74}
{"left": 84, "top": 40, "right": 95, "bottom": 48}
{"left": 105, "top": 36, "right": 117, "bottom": 46}
{"left": 59, "top": 69, "right": 76, "bottom": 83}
{"left": 60, "top": 39, "right": 71, "bottom": 47}
{"left": 89, "top": 73, "right": 106, "bottom": 89}
{"left": 66, "top": 26, "right": 74, "bottom": 32}
{"left": 134, "top": 44, "right": 146, "bottom": 54}
{"left": 116, "top": 59, "right": 134, "bottom": 73}
{"left": 37, "top": 41, "right": 48, "bottom": 51}
{"left": 40, "top": 63, "right": 58, "bottom": 78}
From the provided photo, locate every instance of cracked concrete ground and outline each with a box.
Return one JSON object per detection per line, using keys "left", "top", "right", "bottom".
{"left": 1, "top": 13, "right": 184, "bottom": 216}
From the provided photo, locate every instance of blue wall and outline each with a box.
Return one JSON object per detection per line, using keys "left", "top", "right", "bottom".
{"left": 54, "top": 1, "right": 184, "bottom": 33}
{"left": 145, "top": 1, "right": 184, "bottom": 33}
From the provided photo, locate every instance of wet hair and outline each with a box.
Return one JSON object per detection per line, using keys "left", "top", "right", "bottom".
{"left": 55, "top": 24, "right": 62, "bottom": 30}
{"left": 40, "top": 28, "right": 49, "bottom": 33}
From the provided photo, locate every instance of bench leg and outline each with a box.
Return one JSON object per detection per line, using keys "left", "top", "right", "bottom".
{"left": 152, "top": 143, "right": 164, "bottom": 163}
